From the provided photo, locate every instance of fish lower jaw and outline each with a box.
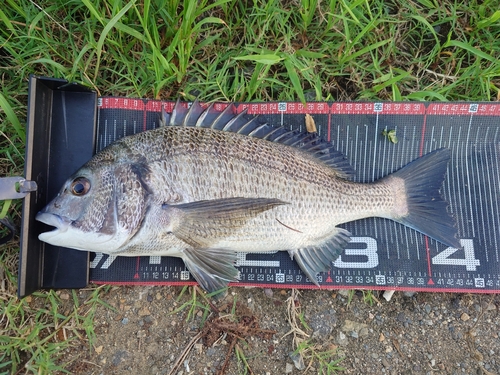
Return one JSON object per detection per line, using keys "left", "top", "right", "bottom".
{"left": 36, "top": 212, "right": 73, "bottom": 247}
{"left": 37, "top": 227, "right": 119, "bottom": 252}
{"left": 36, "top": 214, "right": 129, "bottom": 252}
{"left": 38, "top": 230, "right": 65, "bottom": 246}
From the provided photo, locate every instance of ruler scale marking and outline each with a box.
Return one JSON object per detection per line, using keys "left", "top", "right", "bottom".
{"left": 475, "top": 127, "right": 488, "bottom": 252}
{"left": 465, "top": 115, "right": 476, "bottom": 237}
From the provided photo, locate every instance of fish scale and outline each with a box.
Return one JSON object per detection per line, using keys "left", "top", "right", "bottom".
{"left": 36, "top": 101, "right": 459, "bottom": 293}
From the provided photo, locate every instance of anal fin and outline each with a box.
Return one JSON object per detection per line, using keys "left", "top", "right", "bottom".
{"left": 290, "top": 228, "right": 351, "bottom": 286}
{"left": 182, "top": 248, "right": 239, "bottom": 293}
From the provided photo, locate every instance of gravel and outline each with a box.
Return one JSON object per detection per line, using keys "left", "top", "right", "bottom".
{"left": 63, "top": 286, "right": 500, "bottom": 374}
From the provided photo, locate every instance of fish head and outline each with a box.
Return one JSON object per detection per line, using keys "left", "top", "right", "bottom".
{"left": 36, "top": 160, "right": 151, "bottom": 253}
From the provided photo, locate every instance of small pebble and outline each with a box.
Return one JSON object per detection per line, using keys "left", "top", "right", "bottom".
{"left": 338, "top": 289, "right": 350, "bottom": 297}
{"left": 138, "top": 307, "right": 150, "bottom": 316}
{"left": 460, "top": 313, "right": 470, "bottom": 321}
{"left": 60, "top": 292, "right": 70, "bottom": 300}
{"left": 359, "top": 327, "right": 369, "bottom": 337}
{"left": 264, "top": 288, "right": 274, "bottom": 298}
{"left": 382, "top": 290, "right": 395, "bottom": 301}
{"left": 137, "top": 330, "right": 146, "bottom": 338}
{"left": 289, "top": 351, "right": 305, "bottom": 370}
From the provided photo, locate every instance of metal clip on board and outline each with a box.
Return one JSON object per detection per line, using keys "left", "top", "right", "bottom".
{"left": 0, "top": 177, "right": 38, "bottom": 244}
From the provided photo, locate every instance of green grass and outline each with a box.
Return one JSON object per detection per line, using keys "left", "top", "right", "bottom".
{"left": 0, "top": 0, "right": 499, "bottom": 373}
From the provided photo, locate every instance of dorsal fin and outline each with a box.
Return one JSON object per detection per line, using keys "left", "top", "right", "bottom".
{"left": 161, "top": 100, "right": 355, "bottom": 179}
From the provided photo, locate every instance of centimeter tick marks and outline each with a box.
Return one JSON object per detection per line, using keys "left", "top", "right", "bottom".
{"left": 91, "top": 100, "right": 500, "bottom": 293}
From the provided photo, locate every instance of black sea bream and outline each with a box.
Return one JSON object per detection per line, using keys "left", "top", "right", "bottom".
{"left": 37, "top": 100, "right": 459, "bottom": 292}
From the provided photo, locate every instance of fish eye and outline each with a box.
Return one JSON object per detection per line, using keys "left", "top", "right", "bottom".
{"left": 70, "top": 177, "right": 91, "bottom": 196}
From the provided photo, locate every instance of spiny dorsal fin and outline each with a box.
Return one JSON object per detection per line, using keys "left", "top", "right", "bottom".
{"left": 162, "top": 100, "right": 355, "bottom": 179}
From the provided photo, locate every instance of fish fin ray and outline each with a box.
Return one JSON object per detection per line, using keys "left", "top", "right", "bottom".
{"left": 169, "top": 98, "right": 185, "bottom": 126}
{"left": 222, "top": 108, "right": 249, "bottom": 131}
{"left": 165, "top": 197, "right": 286, "bottom": 247}
{"left": 182, "top": 98, "right": 205, "bottom": 126}
{"left": 387, "top": 148, "right": 460, "bottom": 248}
{"left": 236, "top": 117, "right": 264, "bottom": 135}
{"left": 211, "top": 104, "right": 238, "bottom": 130}
{"left": 291, "top": 228, "right": 351, "bottom": 286}
{"left": 195, "top": 103, "right": 215, "bottom": 127}
{"left": 160, "top": 108, "right": 170, "bottom": 126}
{"left": 182, "top": 248, "right": 238, "bottom": 293}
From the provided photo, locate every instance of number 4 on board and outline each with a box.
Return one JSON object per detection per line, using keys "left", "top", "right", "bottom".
{"left": 431, "top": 239, "right": 480, "bottom": 271}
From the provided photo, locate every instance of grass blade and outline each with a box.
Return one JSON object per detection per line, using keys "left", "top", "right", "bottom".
{"left": 234, "top": 54, "right": 285, "bottom": 65}
{"left": 94, "top": 0, "right": 137, "bottom": 79}
{"left": 443, "top": 40, "right": 497, "bottom": 63}
{"left": 0, "top": 92, "right": 24, "bottom": 140}
{"left": 284, "top": 57, "right": 306, "bottom": 104}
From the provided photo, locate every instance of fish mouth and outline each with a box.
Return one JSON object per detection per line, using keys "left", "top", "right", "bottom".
{"left": 36, "top": 212, "right": 72, "bottom": 241}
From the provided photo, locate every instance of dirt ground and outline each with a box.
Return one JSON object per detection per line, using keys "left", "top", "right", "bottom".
{"left": 54, "top": 285, "right": 500, "bottom": 375}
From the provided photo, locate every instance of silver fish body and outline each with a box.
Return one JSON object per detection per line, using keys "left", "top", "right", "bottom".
{"left": 37, "top": 101, "right": 459, "bottom": 292}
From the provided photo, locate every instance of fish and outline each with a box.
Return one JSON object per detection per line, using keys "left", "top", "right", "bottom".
{"left": 36, "top": 100, "right": 460, "bottom": 293}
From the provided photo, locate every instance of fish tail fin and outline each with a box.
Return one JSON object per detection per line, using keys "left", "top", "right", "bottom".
{"left": 385, "top": 148, "right": 460, "bottom": 248}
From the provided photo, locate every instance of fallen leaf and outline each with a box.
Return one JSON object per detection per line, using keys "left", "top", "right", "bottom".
{"left": 305, "top": 114, "right": 317, "bottom": 133}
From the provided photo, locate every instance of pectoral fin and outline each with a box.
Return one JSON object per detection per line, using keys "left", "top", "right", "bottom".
{"left": 182, "top": 248, "right": 239, "bottom": 293}
{"left": 164, "top": 197, "right": 286, "bottom": 247}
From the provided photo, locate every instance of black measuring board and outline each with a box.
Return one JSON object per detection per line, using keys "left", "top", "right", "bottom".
{"left": 89, "top": 99, "right": 500, "bottom": 293}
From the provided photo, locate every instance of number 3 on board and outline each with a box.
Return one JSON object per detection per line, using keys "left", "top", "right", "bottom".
{"left": 431, "top": 239, "right": 480, "bottom": 271}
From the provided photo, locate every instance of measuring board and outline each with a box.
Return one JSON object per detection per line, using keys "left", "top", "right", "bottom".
{"left": 89, "top": 99, "right": 500, "bottom": 293}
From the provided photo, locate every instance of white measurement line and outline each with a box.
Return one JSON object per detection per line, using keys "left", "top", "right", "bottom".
{"left": 464, "top": 114, "right": 476, "bottom": 237}
{"left": 457, "top": 139, "right": 469, "bottom": 236}
{"left": 104, "top": 118, "right": 108, "bottom": 149}
{"left": 372, "top": 114, "right": 379, "bottom": 181}
{"left": 335, "top": 124, "right": 341, "bottom": 154}
{"left": 400, "top": 126, "right": 407, "bottom": 169}
{"left": 354, "top": 125, "right": 360, "bottom": 181}
{"left": 429, "top": 125, "right": 435, "bottom": 152}
{"left": 438, "top": 126, "right": 444, "bottom": 148}
{"left": 381, "top": 125, "right": 387, "bottom": 177}
{"left": 452, "top": 126, "right": 465, "bottom": 235}
{"left": 363, "top": 125, "right": 369, "bottom": 181}
{"left": 474, "top": 127, "right": 487, "bottom": 260}
{"left": 445, "top": 129, "right": 455, "bottom": 216}
{"left": 380, "top": 134, "right": 389, "bottom": 252}
{"left": 410, "top": 126, "right": 417, "bottom": 158}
